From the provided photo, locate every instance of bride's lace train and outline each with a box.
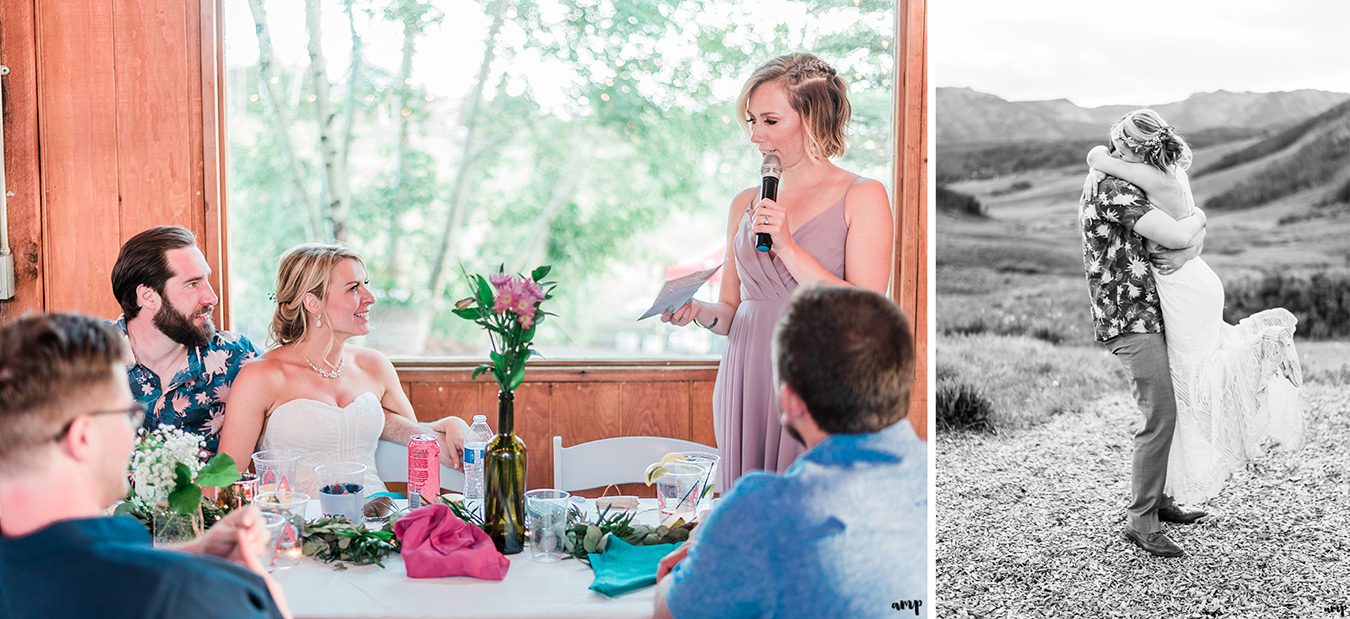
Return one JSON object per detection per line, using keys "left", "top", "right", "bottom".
{"left": 1165, "top": 308, "right": 1304, "bottom": 504}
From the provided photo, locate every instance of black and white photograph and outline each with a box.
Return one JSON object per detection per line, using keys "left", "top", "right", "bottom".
{"left": 934, "top": 0, "right": 1349, "bottom": 616}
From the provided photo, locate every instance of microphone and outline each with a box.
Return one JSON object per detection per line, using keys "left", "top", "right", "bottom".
{"left": 756, "top": 154, "right": 781, "bottom": 253}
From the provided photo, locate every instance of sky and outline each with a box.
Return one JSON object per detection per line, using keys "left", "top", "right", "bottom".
{"left": 932, "top": 0, "right": 1350, "bottom": 107}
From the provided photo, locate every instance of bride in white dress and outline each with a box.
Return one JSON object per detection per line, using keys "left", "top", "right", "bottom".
{"left": 1087, "top": 109, "right": 1304, "bottom": 505}
{"left": 219, "top": 244, "right": 468, "bottom": 496}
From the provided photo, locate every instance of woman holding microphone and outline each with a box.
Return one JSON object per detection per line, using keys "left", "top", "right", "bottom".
{"left": 662, "top": 53, "right": 894, "bottom": 489}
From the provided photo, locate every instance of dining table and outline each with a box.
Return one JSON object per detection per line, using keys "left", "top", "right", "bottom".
{"left": 272, "top": 498, "right": 679, "bottom": 619}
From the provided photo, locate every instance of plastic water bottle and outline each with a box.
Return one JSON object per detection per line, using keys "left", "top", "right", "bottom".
{"left": 462, "top": 415, "right": 493, "bottom": 515}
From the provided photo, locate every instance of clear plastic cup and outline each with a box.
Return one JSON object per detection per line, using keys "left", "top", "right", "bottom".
{"left": 253, "top": 491, "right": 310, "bottom": 569}
{"left": 655, "top": 462, "right": 704, "bottom": 520}
{"left": 252, "top": 449, "right": 301, "bottom": 494}
{"left": 525, "top": 489, "right": 571, "bottom": 563}
{"left": 680, "top": 451, "right": 720, "bottom": 501}
{"left": 258, "top": 510, "right": 288, "bottom": 572}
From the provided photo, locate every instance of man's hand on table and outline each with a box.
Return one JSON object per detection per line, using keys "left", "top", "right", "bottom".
{"left": 656, "top": 542, "right": 691, "bottom": 582}
{"left": 176, "top": 505, "right": 270, "bottom": 565}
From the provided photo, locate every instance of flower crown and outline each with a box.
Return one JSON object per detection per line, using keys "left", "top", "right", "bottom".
{"left": 1111, "top": 121, "right": 1175, "bottom": 152}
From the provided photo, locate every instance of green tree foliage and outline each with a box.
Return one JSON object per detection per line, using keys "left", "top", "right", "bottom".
{"left": 227, "top": 0, "right": 895, "bottom": 352}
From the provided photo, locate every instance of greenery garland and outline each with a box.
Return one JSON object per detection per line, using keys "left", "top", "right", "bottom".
{"left": 300, "top": 516, "right": 401, "bottom": 569}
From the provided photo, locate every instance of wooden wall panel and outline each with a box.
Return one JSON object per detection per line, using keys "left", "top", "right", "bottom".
{"left": 552, "top": 383, "right": 623, "bottom": 446}
{"left": 512, "top": 383, "right": 552, "bottom": 490}
{"left": 894, "top": 0, "right": 929, "bottom": 439}
{"left": 408, "top": 381, "right": 483, "bottom": 424}
{"left": 621, "top": 382, "right": 690, "bottom": 440}
{"left": 0, "top": 0, "right": 222, "bottom": 323}
{"left": 113, "top": 0, "right": 197, "bottom": 238}
{"left": 0, "top": 0, "right": 44, "bottom": 320}
{"left": 690, "top": 381, "right": 717, "bottom": 448}
{"left": 37, "top": 0, "right": 122, "bottom": 315}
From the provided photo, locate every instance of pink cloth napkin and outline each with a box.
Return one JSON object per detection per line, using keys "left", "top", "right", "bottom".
{"left": 393, "top": 504, "right": 510, "bottom": 580}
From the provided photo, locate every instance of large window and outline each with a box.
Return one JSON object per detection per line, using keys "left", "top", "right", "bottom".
{"left": 224, "top": 0, "right": 895, "bottom": 358}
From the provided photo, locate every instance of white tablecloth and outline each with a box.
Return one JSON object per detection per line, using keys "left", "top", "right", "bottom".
{"left": 273, "top": 500, "right": 665, "bottom": 619}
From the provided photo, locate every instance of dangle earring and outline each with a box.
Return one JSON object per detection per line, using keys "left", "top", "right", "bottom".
{"left": 315, "top": 313, "right": 323, "bottom": 329}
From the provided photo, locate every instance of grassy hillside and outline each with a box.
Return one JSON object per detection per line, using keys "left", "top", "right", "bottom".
{"left": 1194, "top": 100, "right": 1350, "bottom": 178}
{"left": 937, "top": 127, "right": 1264, "bottom": 183}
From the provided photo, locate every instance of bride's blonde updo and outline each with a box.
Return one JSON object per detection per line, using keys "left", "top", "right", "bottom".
{"left": 1111, "top": 109, "right": 1192, "bottom": 172}
{"left": 736, "top": 52, "right": 851, "bottom": 161}
{"left": 270, "top": 243, "right": 364, "bottom": 347}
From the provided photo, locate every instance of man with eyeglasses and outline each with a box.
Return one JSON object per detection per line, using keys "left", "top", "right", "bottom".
{"left": 0, "top": 314, "right": 289, "bottom": 619}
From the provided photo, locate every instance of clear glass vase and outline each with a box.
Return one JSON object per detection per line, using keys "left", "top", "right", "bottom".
{"left": 152, "top": 508, "right": 203, "bottom": 546}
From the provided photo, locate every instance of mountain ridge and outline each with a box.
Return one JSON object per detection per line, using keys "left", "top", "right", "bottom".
{"left": 938, "top": 87, "right": 1350, "bottom": 144}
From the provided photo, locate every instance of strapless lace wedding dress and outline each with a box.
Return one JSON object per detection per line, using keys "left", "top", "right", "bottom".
{"left": 1155, "top": 172, "right": 1304, "bottom": 505}
{"left": 257, "top": 392, "right": 387, "bottom": 496}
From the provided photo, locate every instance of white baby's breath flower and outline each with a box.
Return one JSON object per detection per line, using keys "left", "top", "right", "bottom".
{"left": 128, "top": 425, "right": 208, "bottom": 505}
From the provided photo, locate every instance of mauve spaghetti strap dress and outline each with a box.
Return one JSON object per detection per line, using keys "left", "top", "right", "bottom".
{"left": 712, "top": 176, "right": 860, "bottom": 490}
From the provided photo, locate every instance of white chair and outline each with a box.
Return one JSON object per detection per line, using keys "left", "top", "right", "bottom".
{"left": 552, "top": 435, "right": 715, "bottom": 492}
{"left": 374, "top": 439, "right": 465, "bottom": 492}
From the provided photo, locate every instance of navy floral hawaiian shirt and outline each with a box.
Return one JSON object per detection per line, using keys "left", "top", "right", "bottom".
{"left": 111, "top": 318, "right": 260, "bottom": 454}
{"left": 1080, "top": 175, "right": 1164, "bottom": 342}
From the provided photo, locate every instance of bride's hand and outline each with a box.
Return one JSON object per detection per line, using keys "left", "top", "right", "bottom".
{"left": 430, "top": 416, "right": 469, "bottom": 471}
{"left": 1150, "top": 245, "right": 1195, "bottom": 275}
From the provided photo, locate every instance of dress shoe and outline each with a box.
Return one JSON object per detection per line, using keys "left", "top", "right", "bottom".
{"left": 1122, "top": 527, "right": 1184, "bottom": 557}
{"left": 1159, "top": 504, "right": 1207, "bottom": 524}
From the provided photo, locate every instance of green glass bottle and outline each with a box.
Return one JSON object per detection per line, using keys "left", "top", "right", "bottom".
{"left": 484, "top": 390, "right": 527, "bottom": 554}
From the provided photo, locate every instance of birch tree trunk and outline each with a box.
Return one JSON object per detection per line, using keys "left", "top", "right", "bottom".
{"left": 384, "top": 11, "right": 418, "bottom": 285}
{"left": 305, "top": 0, "right": 351, "bottom": 241}
{"left": 425, "top": 0, "right": 507, "bottom": 303}
{"left": 340, "top": 0, "right": 363, "bottom": 174}
{"left": 248, "top": 0, "right": 323, "bottom": 240}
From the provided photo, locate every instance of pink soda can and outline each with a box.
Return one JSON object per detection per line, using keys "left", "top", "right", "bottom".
{"left": 407, "top": 434, "right": 441, "bottom": 508}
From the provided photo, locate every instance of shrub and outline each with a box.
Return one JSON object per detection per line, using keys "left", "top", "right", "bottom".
{"left": 1224, "top": 271, "right": 1350, "bottom": 339}
{"left": 937, "top": 185, "right": 987, "bottom": 217}
{"left": 936, "top": 379, "right": 995, "bottom": 433}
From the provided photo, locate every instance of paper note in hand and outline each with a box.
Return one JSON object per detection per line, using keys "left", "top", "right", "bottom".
{"left": 638, "top": 264, "right": 724, "bottom": 321}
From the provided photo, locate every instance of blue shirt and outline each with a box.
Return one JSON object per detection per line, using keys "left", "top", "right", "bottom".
{"left": 666, "top": 419, "right": 928, "bottom": 619}
{"left": 0, "top": 516, "right": 282, "bottom": 619}
{"left": 112, "top": 317, "right": 259, "bottom": 454}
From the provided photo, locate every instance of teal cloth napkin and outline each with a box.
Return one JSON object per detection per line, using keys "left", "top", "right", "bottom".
{"left": 588, "top": 537, "right": 684, "bottom": 597}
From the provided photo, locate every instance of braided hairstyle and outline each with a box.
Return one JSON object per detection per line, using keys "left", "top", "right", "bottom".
{"left": 736, "top": 52, "right": 852, "bottom": 161}
{"left": 269, "top": 243, "right": 364, "bottom": 347}
{"left": 1110, "top": 109, "right": 1191, "bottom": 172}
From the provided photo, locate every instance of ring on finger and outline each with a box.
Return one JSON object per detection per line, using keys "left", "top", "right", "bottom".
{"left": 762, "top": 216, "right": 770, "bottom": 225}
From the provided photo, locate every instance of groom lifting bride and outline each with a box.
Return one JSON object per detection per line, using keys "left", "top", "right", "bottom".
{"left": 1079, "top": 109, "right": 1304, "bottom": 558}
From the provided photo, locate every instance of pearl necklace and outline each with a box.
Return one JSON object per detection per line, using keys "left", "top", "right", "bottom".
{"left": 303, "top": 354, "right": 345, "bottom": 380}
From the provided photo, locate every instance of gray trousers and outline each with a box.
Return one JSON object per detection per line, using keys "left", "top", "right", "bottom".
{"left": 1103, "top": 333, "right": 1177, "bottom": 534}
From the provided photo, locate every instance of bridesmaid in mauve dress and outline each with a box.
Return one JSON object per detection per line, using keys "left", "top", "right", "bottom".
{"left": 662, "top": 53, "right": 894, "bottom": 490}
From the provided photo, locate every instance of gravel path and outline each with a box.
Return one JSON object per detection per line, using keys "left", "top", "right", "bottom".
{"left": 936, "top": 385, "right": 1350, "bottom": 618}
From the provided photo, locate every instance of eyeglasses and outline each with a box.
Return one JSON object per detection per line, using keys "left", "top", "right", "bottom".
{"left": 51, "top": 402, "right": 147, "bottom": 442}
